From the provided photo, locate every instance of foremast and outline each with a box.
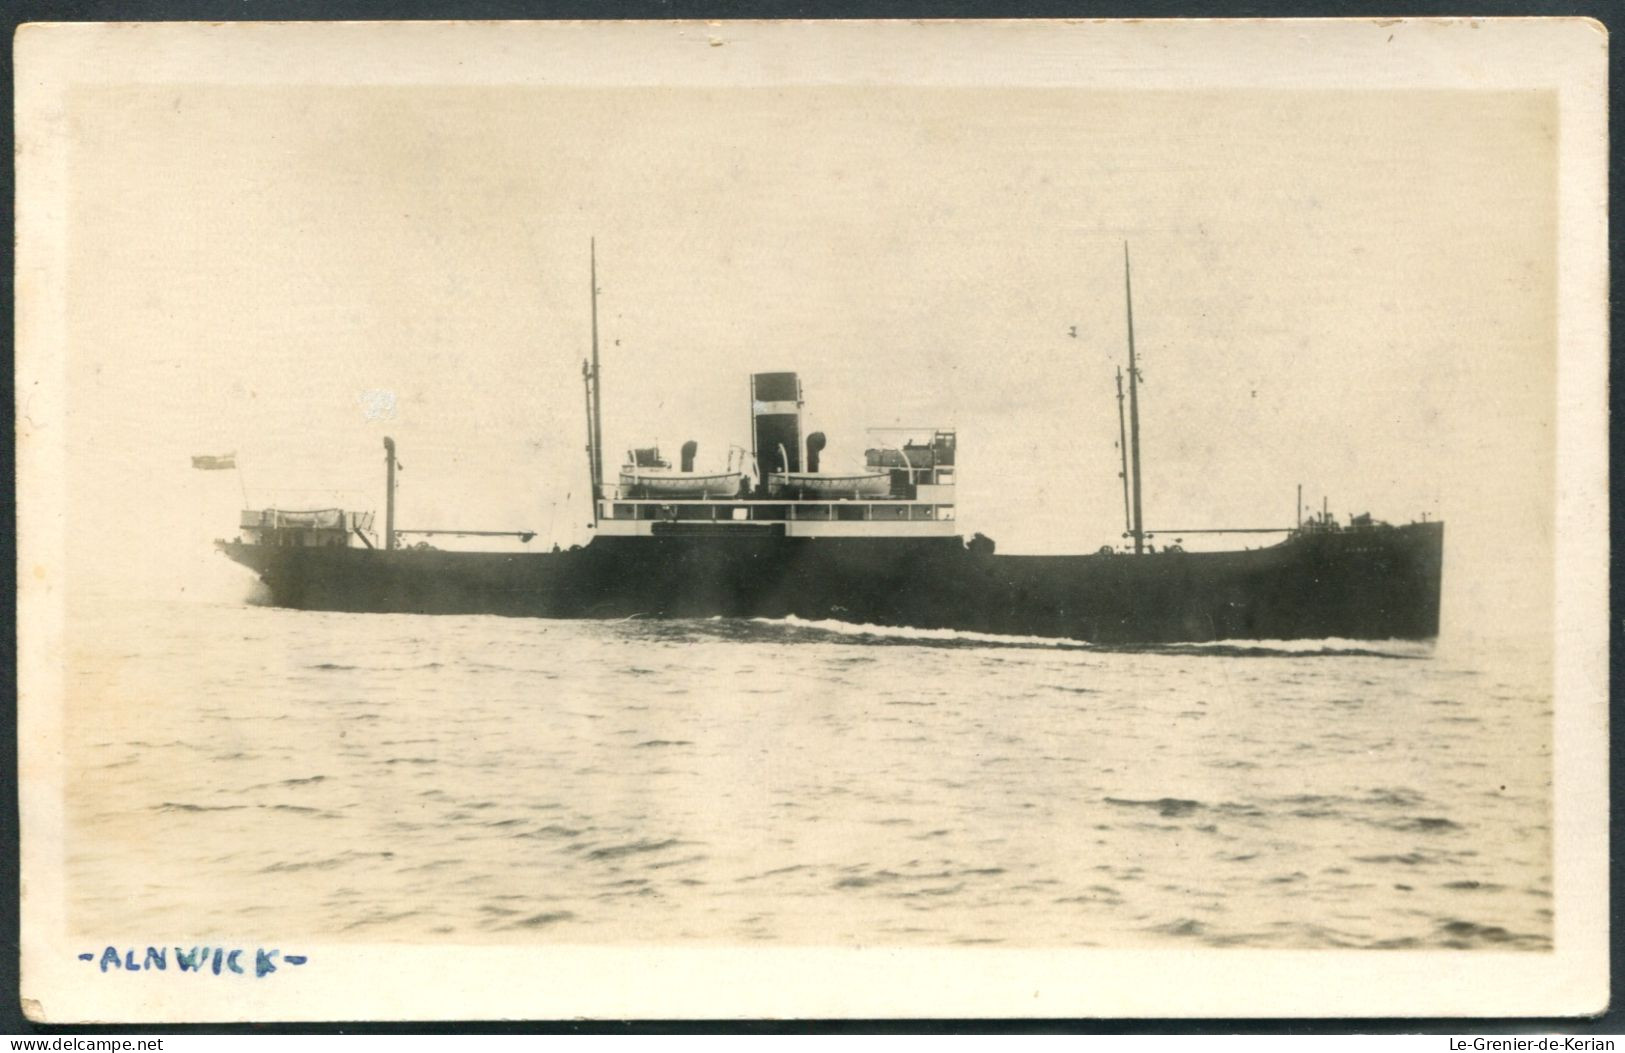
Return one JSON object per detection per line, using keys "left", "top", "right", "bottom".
{"left": 1123, "top": 243, "right": 1146, "bottom": 555}
{"left": 582, "top": 238, "right": 606, "bottom": 526}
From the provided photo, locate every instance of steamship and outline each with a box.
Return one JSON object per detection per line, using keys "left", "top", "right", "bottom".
{"left": 215, "top": 247, "right": 1444, "bottom": 644}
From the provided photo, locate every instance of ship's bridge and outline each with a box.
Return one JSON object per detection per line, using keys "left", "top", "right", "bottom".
{"left": 596, "top": 427, "right": 957, "bottom": 539}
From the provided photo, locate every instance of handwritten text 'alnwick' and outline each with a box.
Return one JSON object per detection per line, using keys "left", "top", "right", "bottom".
{"left": 79, "top": 947, "right": 308, "bottom": 978}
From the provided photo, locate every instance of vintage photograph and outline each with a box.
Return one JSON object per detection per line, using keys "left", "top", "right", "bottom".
{"left": 16, "top": 19, "right": 1607, "bottom": 1021}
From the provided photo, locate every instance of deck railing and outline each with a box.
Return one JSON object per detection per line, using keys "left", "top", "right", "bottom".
{"left": 600, "top": 497, "right": 955, "bottom": 523}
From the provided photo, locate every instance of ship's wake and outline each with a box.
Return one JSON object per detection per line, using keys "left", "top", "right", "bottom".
{"left": 625, "top": 614, "right": 1433, "bottom": 659}
{"left": 1123, "top": 638, "right": 1435, "bottom": 660}
{"left": 751, "top": 615, "right": 1097, "bottom": 652}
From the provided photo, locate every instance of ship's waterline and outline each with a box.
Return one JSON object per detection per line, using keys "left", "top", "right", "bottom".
{"left": 220, "top": 522, "right": 1443, "bottom": 643}
{"left": 64, "top": 596, "right": 1550, "bottom": 950}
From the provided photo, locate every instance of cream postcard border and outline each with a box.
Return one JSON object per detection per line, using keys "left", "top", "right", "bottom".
{"left": 16, "top": 18, "right": 1608, "bottom": 1022}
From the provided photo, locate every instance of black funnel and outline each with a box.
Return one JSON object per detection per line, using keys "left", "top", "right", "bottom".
{"left": 751, "top": 373, "right": 803, "bottom": 473}
{"left": 806, "top": 432, "right": 826, "bottom": 473}
{"left": 680, "top": 440, "right": 698, "bottom": 473}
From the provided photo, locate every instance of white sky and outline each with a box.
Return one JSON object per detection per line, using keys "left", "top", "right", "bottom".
{"left": 61, "top": 83, "right": 1556, "bottom": 629}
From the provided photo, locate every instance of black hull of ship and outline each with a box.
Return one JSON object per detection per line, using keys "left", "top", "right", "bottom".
{"left": 217, "top": 521, "right": 1443, "bottom": 644}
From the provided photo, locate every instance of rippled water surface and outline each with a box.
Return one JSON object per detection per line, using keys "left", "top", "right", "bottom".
{"left": 64, "top": 596, "right": 1552, "bottom": 950}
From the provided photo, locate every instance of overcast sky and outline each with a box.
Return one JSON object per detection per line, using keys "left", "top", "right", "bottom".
{"left": 60, "top": 82, "right": 1556, "bottom": 633}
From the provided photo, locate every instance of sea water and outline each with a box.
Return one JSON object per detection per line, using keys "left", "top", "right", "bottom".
{"left": 60, "top": 594, "right": 1552, "bottom": 950}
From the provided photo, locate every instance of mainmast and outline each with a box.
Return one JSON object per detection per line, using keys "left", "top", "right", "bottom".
{"left": 582, "top": 359, "right": 597, "bottom": 524}
{"left": 1124, "top": 243, "right": 1145, "bottom": 555}
{"left": 589, "top": 238, "right": 605, "bottom": 511}
{"left": 1115, "top": 366, "right": 1132, "bottom": 539}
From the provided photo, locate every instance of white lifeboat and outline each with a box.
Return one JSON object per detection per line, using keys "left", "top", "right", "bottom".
{"left": 619, "top": 441, "right": 743, "bottom": 498}
{"left": 767, "top": 471, "right": 891, "bottom": 498}
{"left": 619, "top": 466, "right": 744, "bottom": 498}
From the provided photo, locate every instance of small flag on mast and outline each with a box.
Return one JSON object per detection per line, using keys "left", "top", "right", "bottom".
{"left": 191, "top": 453, "right": 236, "bottom": 470}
